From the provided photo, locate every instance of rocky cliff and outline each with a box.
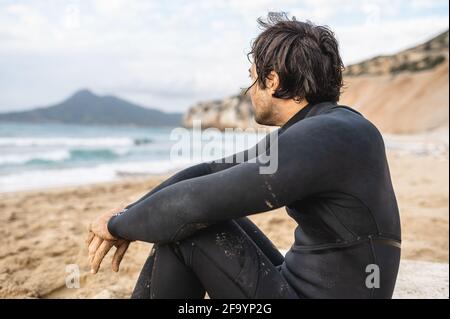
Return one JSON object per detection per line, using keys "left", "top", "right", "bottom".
{"left": 183, "top": 94, "right": 256, "bottom": 130}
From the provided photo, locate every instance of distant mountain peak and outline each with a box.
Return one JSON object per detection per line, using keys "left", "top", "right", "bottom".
{"left": 0, "top": 89, "right": 182, "bottom": 126}
{"left": 70, "top": 89, "right": 97, "bottom": 99}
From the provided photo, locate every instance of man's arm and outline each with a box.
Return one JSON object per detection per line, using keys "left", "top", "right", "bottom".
{"left": 123, "top": 163, "right": 212, "bottom": 209}
{"left": 108, "top": 120, "right": 341, "bottom": 243}
{"left": 123, "top": 130, "right": 276, "bottom": 209}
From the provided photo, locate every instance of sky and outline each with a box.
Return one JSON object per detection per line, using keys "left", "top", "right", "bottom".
{"left": 0, "top": 0, "right": 448, "bottom": 113}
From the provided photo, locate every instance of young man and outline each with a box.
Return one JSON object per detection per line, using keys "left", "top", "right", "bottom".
{"left": 87, "top": 13, "right": 401, "bottom": 299}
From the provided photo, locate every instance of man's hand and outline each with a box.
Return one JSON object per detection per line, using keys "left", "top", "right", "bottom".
{"left": 86, "top": 207, "right": 131, "bottom": 273}
{"left": 88, "top": 207, "right": 123, "bottom": 241}
{"left": 86, "top": 233, "right": 130, "bottom": 273}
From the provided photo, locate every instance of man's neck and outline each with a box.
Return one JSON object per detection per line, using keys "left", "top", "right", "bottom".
{"left": 275, "top": 99, "right": 309, "bottom": 126}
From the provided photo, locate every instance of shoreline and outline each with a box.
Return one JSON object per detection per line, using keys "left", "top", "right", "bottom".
{"left": 0, "top": 173, "right": 170, "bottom": 196}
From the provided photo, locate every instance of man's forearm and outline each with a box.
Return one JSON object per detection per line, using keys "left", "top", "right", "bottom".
{"left": 124, "top": 162, "right": 212, "bottom": 209}
{"left": 124, "top": 131, "right": 274, "bottom": 209}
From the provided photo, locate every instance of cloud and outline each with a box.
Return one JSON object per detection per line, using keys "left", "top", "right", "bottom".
{"left": 0, "top": 0, "right": 448, "bottom": 112}
{"left": 410, "top": 0, "right": 447, "bottom": 10}
{"left": 338, "top": 16, "right": 449, "bottom": 64}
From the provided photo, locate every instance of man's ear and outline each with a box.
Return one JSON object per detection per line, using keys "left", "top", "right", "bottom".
{"left": 265, "top": 71, "right": 280, "bottom": 94}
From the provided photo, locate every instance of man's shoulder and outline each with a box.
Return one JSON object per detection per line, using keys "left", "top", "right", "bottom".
{"left": 306, "top": 104, "right": 378, "bottom": 132}
{"left": 285, "top": 104, "right": 384, "bottom": 147}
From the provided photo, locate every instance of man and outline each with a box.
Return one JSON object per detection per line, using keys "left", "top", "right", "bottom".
{"left": 87, "top": 13, "right": 401, "bottom": 299}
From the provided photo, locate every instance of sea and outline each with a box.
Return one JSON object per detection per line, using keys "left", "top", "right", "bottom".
{"left": 0, "top": 123, "right": 265, "bottom": 193}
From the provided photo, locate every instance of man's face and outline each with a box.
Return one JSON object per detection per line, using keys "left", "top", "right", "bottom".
{"left": 248, "top": 63, "right": 276, "bottom": 125}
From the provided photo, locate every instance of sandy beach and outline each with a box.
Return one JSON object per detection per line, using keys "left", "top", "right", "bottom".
{"left": 0, "top": 1, "right": 448, "bottom": 300}
{"left": 0, "top": 144, "right": 448, "bottom": 298}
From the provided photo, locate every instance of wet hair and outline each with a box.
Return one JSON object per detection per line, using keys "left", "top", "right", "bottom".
{"left": 245, "top": 12, "right": 344, "bottom": 104}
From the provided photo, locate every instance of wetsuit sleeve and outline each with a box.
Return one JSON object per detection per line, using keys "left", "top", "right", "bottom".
{"left": 124, "top": 131, "right": 275, "bottom": 209}
{"left": 123, "top": 163, "right": 212, "bottom": 209}
{"left": 108, "top": 122, "right": 333, "bottom": 243}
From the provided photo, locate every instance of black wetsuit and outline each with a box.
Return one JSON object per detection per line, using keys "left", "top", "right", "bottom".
{"left": 108, "top": 101, "right": 402, "bottom": 299}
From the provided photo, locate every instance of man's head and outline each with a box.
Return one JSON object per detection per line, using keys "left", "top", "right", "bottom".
{"left": 246, "top": 12, "right": 344, "bottom": 126}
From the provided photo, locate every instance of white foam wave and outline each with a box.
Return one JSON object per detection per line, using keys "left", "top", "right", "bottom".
{"left": 0, "top": 159, "right": 191, "bottom": 193}
{"left": 0, "top": 150, "right": 71, "bottom": 165}
{"left": 0, "top": 137, "right": 135, "bottom": 147}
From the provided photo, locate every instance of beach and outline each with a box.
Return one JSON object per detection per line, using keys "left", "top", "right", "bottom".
{"left": 0, "top": 0, "right": 448, "bottom": 301}
{"left": 0, "top": 143, "right": 448, "bottom": 298}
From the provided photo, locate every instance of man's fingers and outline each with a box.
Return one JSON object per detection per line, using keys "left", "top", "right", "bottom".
{"left": 86, "top": 231, "right": 95, "bottom": 246}
{"left": 91, "top": 240, "right": 114, "bottom": 274}
{"left": 112, "top": 241, "right": 130, "bottom": 272}
{"left": 89, "top": 236, "right": 102, "bottom": 255}
{"left": 88, "top": 236, "right": 103, "bottom": 262}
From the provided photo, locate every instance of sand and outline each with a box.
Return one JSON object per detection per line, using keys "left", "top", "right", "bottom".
{"left": 393, "top": 260, "right": 449, "bottom": 299}
{"left": 0, "top": 145, "right": 448, "bottom": 298}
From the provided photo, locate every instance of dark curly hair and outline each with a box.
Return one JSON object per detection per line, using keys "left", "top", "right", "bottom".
{"left": 245, "top": 12, "right": 344, "bottom": 104}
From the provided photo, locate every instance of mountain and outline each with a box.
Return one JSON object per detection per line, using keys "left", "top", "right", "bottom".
{"left": 0, "top": 89, "right": 182, "bottom": 126}
{"left": 184, "top": 30, "right": 449, "bottom": 134}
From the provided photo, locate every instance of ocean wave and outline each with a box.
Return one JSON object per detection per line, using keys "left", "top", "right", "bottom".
{"left": 0, "top": 148, "right": 125, "bottom": 165}
{"left": 68, "top": 149, "right": 121, "bottom": 161}
{"left": 0, "top": 160, "right": 190, "bottom": 193}
{"left": 133, "top": 137, "right": 153, "bottom": 145}
{"left": 0, "top": 136, "right": 153, "bottom": 147}
{"left": 0, "top": 150, "right": 71, "bottom": 165}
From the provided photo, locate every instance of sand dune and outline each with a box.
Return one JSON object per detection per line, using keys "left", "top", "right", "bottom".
{"left": 341, "top": 61, "right": 449, "bottom": 133}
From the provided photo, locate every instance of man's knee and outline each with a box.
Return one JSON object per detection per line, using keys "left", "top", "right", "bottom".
{"left": 171, "top": 220, "right": 256, "bottom": 268}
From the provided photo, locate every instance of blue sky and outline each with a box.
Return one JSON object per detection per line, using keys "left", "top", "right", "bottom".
{"left": 0, "top": 0, "right": 448, "bottom": 112}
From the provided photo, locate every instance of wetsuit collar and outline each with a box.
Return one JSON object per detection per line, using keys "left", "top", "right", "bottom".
{"left": 280, "top": 101, "right": 338, "bottom": 131}
{"left": 303, "top": 101, "right": 339, "bottom": 118}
